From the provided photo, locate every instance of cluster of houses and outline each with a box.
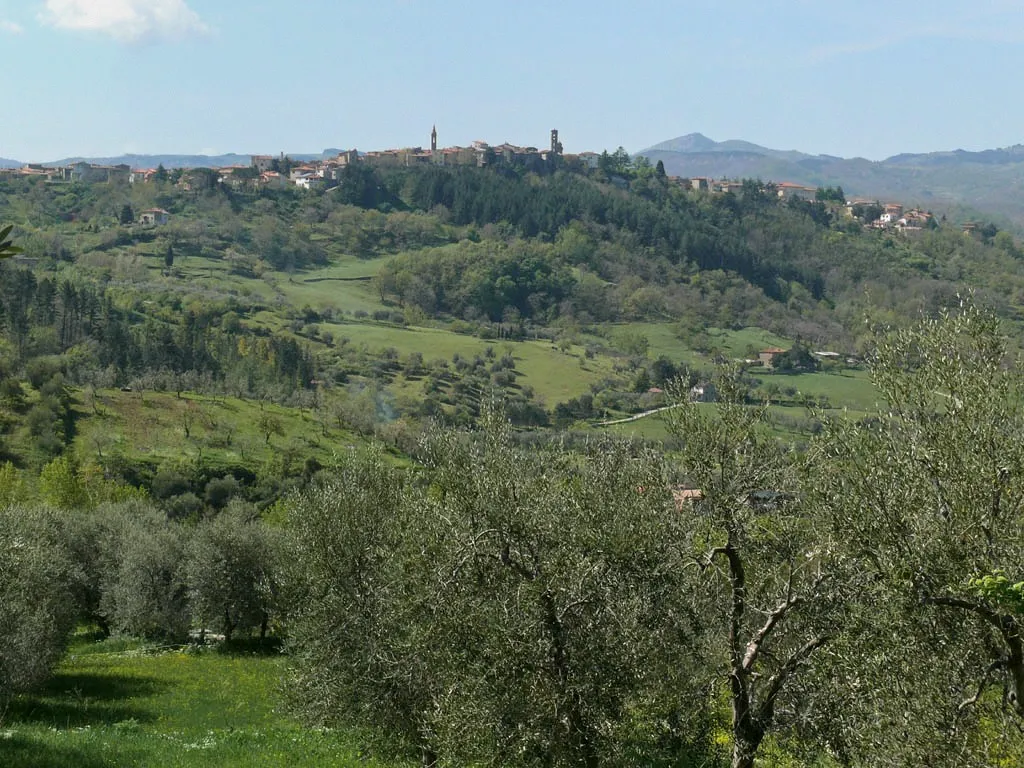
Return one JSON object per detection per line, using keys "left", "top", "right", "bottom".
{"left": 224, "top": 128, "right": 578, "bottom": 191}
{"left": 848, "top": 200, "right": 934, "bottom": 232}
{"left": 671, "top": 176, "right": 936, "bottom": 232}
{"left": 3, "top": 161, "right": 132, "bottom": 183}
{"left": 354, "top": 127, "right": 569, "bottom": 171}
{"left": 755, "top": 346, "right": 856, "bottom": 368}
{"left": 0, "top": 128, "right": 599, "bottom": 194}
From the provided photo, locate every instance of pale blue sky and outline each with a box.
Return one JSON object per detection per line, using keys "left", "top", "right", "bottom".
{"left": 1, "top": 0, "right": 1022, "bottom": 161}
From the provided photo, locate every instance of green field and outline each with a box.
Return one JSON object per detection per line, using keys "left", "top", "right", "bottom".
{"left": 0, "top": 635, "right": 402, "bottom": 768}
{"left": 753, "top": 368, "right": 880, "bottom": 410}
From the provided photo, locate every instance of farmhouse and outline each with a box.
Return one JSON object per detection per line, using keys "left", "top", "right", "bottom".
{"left": 139, "top": 208, "right": 170, "bottom": 226}
{"left": 758, "top": 347, "right": 787, "bottom": 368}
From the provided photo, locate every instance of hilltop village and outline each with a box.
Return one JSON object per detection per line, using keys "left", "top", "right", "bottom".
{"left": 0, "top": 128, "right": 937, "bottom": 232}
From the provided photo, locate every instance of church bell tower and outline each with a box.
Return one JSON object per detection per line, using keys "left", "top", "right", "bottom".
{"left": 431, "top": 125, "right": 438, "bottom": 153}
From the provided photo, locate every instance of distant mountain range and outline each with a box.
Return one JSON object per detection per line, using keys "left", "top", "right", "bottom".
{"left": 639, "top": 133, "right": 1024, "bottom": 228}
{"left": 0, "top": 150, "right": 343, "bottom": 170}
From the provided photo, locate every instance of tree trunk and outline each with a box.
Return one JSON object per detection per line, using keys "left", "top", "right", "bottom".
{"left": 732, "top": 743, "right": 758, "bottom": 768}
{"left": 1007, "top": 629, "right": 1024, "bottom": 717}
{"left": 540, "top": 590, "right": 599, "bottom": 768}
{"left": 731, "top": 709, "right": 764, "bottom": 768}
{"left": 732, "top": 725, "right": 765, "bottom": 768}
{"left": 420, "top": 747, "right": 438, "bottom": 767}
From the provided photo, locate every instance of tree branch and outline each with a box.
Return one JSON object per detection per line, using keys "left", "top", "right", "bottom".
{"left": 927, "top": 595, "right": 1008, "bottom": 633}
{"left": 757, "top": 634, "right": 830, "bottom": 725}
{"left": 958, "top": 658, "right": 1005, "bottom": 715}
{"left": 742, "top": 594, "right": 803, "bottom": 673}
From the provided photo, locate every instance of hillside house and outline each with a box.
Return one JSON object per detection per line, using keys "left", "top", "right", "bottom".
{"left": 139, "top": 208, "right": 170, "bottom": 226}
{"left": 896, "top": 210, "right": 933, "bottom": 231}
{"left": 334, "top": 149, "right": 359, "bottom": 167}
{"left": 714, "top": 180, "right": 746, "bottom": 195}
{"left": 776, "top": 182, "right": 818, "bottom": 200}
{"left": 258, "top": 171, "right": 289, "bottom": 189}
{"left": 758, "top": 347, "right": 787, "bottom": 368}
{"left": 689, "top": 383, "right": 717, "bottom": 403}
{"left": 293, "top": 174, "right": 324, "bottom": 191}
{"left": 671, "top": 486, "right": 704, "bottom": 510}
{"left": 59, "top": 162, "right": 130, "bottom": 183}
{"left": 130, "top": 168, "right": 158, "bottom": 184}
{"left": 251, "top": 155, "right": 278, "bottom": 172}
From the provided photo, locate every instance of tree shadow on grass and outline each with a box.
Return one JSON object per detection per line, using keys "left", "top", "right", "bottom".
{"left": 215, "top": 637, "right": 284, "bottom": 657}
{"left": 0, "top": 736, "right": 117, "bottom": 768}
{"left": 5, "top": 672, "right": 166, "bottom": 729}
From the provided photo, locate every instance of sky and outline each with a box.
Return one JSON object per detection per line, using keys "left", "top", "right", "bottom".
{"left": 1, "top": 0, "right": 1023, "bottom": 162}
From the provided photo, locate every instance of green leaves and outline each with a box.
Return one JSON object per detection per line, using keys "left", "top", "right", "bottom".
{"left": 967, "top": 572, "right": 1024, "bottom": 613}
{"left": 0, "top": 224, "right": 21, "bottom": 258}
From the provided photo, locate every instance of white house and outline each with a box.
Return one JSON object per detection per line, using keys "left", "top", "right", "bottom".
{"left": 139, "top": 208, "right": 170, "bottom": 226}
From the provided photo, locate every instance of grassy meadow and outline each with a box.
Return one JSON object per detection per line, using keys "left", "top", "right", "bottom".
{"left": 0, "top": 634, "right": 403, "bottom": 768}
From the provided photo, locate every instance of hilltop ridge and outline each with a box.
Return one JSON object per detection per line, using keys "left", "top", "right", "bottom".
{"left": 639, "top": 133, "right": 1024, "bottom": 228}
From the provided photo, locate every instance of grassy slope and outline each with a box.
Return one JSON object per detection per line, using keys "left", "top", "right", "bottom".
{"left": 1, "top": 635, "right": 404, "bottom": 768}
{"left": 72, "top": 390, "right": 356, "bottom": 470}
{"left": 0, "top": 387, "right": 365, "bottom": 474}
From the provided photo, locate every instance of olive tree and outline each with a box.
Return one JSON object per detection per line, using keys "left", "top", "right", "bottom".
{"left": 666, "top": 372, "right": 858, "bottom": 768}
{"left": 414, "top": 413, "right": 706, "bottom": 767}
{"left": 286, "top": 417, "right": 713, "bottom": 767}
{"left": 99, "top": 507, "right": 190, "bottom": 642}
{"left": 0, "top": 506, "right": 76, "bottom": 706}
{"left": 814, "top": 304, "right": 1024, "bottom": 764}
{"left": 186, "top": 506, "right": 281, "bottom": 641}
{"left": 283, "top": 448, "right": 433, "bottom": 761}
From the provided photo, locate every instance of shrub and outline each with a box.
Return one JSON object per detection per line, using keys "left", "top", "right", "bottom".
{"left": 204, "top": 475, "right": 241, "bottom": 511}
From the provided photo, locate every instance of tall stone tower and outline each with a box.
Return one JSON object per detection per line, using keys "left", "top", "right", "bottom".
{"left": 431, "top": 125, "right": 438, "bottom": 153}
{"left": 550, "top": 129, "right": 563, "bottom": 155}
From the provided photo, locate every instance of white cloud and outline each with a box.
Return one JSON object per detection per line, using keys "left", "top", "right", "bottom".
{"left": 41, "top": 0, "right": 208, "bottom": 43}
{"left": 1, "top": 20, "right": 24, "bottom": 34}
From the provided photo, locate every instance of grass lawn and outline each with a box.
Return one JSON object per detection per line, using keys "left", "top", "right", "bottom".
{"left": 0, "top": 635, "right": 403, "bottom": 768}
{"left": 754, "top": 368, "right": 880, "bottom": 411}
{"left": 602, "top": 413, "right": 675, "bottom": 442}
{"left": 271, "top": 274, "right": 388, "bottom": 315}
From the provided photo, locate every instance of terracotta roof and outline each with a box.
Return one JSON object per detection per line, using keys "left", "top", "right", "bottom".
{"left": 672, "top": 487, "right": 704, "bottom": 508}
